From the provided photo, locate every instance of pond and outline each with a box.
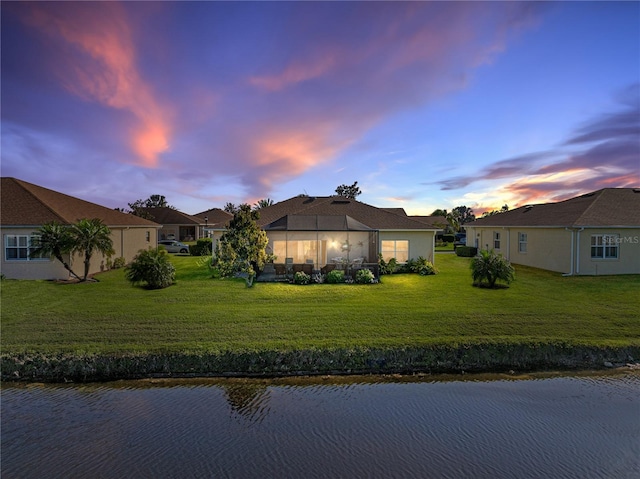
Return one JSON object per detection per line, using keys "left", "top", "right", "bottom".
{"left": 2, "top": 371, "right": 638, "bottom": 478}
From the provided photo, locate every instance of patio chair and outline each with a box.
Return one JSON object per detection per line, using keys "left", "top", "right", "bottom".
{"left": 302, "top": 263, "right": 313, "bottom": 275}
{"left": 321, "top": 263, "right": 336, "bottom": 275}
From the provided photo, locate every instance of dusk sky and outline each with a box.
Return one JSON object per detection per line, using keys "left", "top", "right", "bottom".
{"left": 2, "top": 1, "right": 638, "bottom": 215}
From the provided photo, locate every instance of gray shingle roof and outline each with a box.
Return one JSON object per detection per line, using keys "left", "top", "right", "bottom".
{"left": 1, "top": 177, "right": 159, "bottom": 227}
{"left": 469, "top": 188, "right": 640, "bottom": 228}
{"left": 193, "top": 208, "right": 233, "bottom": 227}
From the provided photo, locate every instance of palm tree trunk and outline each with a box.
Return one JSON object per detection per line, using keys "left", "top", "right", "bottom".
{"left": 54, "top": 253, "right": 81, "bottom": 281}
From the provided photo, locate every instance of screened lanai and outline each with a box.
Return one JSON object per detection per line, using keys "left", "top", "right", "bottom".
{"left": 264, "top": 215, "right": 379, "bottom": 269}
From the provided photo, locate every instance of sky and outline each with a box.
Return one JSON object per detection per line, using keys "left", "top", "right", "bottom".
{"left": 1, "top": 1, "right": 639, "bottom": 216}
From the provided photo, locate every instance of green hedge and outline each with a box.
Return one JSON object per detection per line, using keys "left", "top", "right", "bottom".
{"left": 455, "top": 246, "right": 478, "bottom": 257}
{"left": 189, "top": 238, "right": 213, "bottom": 256}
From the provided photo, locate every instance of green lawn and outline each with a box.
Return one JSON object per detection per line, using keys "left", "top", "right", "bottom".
{"left": 1, "top": 254, "right": 638, "bottom": 355}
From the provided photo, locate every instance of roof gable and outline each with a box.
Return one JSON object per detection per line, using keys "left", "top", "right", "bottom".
{"left": 1, "top": 178, "right": 159, "bottom": 227}
{"left": 140, "top": 207, "right": 204, "bottom": 225}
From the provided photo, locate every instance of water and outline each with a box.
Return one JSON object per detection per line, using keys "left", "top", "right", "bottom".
{"left": 2, "top": 372, "right": 639, "bottom": 478}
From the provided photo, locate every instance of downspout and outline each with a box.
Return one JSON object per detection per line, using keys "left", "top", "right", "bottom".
{"left": 575, "top": 227, "right": 584, "bottom": 275}
{"left": 563, "top": 228, "right": 575, "bottom": 276}
{"left": 505, "top": 227, "right": 510, "bottom": 261}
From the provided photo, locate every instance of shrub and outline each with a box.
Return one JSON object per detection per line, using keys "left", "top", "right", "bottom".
{"left": 355, "top": 268, "right": 376, "bottom": 284}
{"left": 470, "top": 249, "right": 515, "bottom": 288}
{"left": 455, "top": 246, "right": 478, "bottom": 257}
{"left": 378, "top": 254, "right": 397, "bottom": 275}
{"left": 112, "top": 257, "right": 126, "bottom": 269}
{"left": 293, "top": 271, "right": 311, "bottom": 285}
{"left": 190, "top": 238, "right": 213, "bottom": 256}
{"left": 442, "top": 234, "right": 455, "bottom": 243}
{"left": 412, "top": 256, "right": 437, "bottom": 275}
{"left": 125, "top": 248, "right": 176, "bottom": 289}
{"left": 326, "top": 269, "right": 345, "bottom": 284}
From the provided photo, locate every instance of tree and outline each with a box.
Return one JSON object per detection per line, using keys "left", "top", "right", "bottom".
{"left": 430, "top": 209, "right": 448, "bottom": 217}
{"left": 125, "top": 248, "right": 175, "bottom": 289}
{"left": 123, "top": 195, "right": 175, "bottom": 219}
{"left": 68, "top": 218, "right": 115, "bottom": 281}
{"left": 213, "top": 204, "right": 268, "bottom": 287}
{"left": 253, "top": 198, "right": 274, "bottom": 210}
{"left": 31, "top": 222, "right": 81, "bottom": 281}
{"left": 335, "top": 181, "right": 361, "bottom": 199}
{"left": 470, "top": 249, "right": 515, "bottom": 288}
{"left": 224, "top": 202, "right": 239, "bottom": 214}
{"left": 482, "top": 204, "right": 509, "bottom": 217}
{"left": 450, "top": 205, "right": 475, "bottom": 228}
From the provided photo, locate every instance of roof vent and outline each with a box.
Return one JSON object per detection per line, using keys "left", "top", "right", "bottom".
{"left": 524, "top": 205, "right": 533, "bottom": 212}
{"left": 332, "top": 200, "right": 351, "bottom": 204}
{"left": 633, "top": 189, "right": 640, "bottom": 193}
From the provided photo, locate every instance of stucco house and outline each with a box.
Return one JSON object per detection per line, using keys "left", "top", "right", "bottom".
{"left": 207, "top": 195, "right": 438, "bottom": 272}
{"left": 140, "top": 207, "right": 207, "bottom": 242}
{"left": 1, "top": 177, "right": 160, "bottom": 280}
{"left": 193, "top": 208, "right": 233, "bottom": 238}
{"left": 464, "top": 188, "right": 640, "bottom": 275}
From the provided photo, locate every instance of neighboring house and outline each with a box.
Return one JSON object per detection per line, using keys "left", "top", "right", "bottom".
{"left": 206, "top": 195, "right": 438, "bottom": 270}
{"left": 410, "top": 215, "right": 450, "bottom": 239}
{"left": 193, "top": 208, "right": 233, "bottom": 238}
{"left": 464, "top": 188, "right": 640, "bottom": 275}
{"left": 140, "top": 207, "right": 207, "bottom": 242}
{"left": 1, "top": 177, "right": 160, "bottom": 280}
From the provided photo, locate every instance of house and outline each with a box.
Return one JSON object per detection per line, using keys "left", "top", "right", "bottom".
{"left": 207, "top": 195, "right": 439, "bottom": 272}
{"left": 140, "top": 207, "right": 208, "bottom": 242}
{"left": 1, "top": 177, "right": 160, "bottom": 280}
{"left": 193, "top": 208, "right": 233, "bottom": 238}
{"left": 464, "top": 188, "right": 640, "bottom": 275}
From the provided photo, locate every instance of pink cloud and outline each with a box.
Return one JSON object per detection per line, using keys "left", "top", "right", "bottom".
{"left": 20, "top": 3, "right": 171, "bottom": 167}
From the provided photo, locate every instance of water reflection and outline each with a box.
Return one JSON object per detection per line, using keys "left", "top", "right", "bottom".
{"left": 2, "top": 371, "right": 639, "bottom": 479}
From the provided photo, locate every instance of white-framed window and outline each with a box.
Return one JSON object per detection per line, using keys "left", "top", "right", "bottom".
{"left": 591, "top": 234, "right": 619, "bottom": 259}
{"left": 381, "top": 240, "right": 409, "bottom": 262}
{"left": 518, "top": 232, "right": 527, "bottom": 253}
{"left": 493, "top": 232, "right": 501, "bottom": 250}
{"left": 4, "top": 234, "right": 45, "bottom": 261}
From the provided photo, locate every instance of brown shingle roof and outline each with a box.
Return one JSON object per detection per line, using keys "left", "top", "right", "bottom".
{"left": 1, "top": 177, "right": 159, "bottom": 227}
{"left": 140, "top": 207, "right": 204, "bottom": 225}
{"left": 193, "top": 208, "right": 233, "bottom": 227}
{"left": 410, "top": 215, "right": 449, "bottom": 228}
{"left": 469, "top": 188, "right": 640, "bottom": 228}
{"left": 255, "top": 196, "right": 436, "bottom": 230}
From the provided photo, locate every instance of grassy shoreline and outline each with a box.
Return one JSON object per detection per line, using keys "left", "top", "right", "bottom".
{"left": 4, "top": 343, "right": 639, "bottom": 383}
{"left": 2, "top": 254, "right": 638, "bottom": 382}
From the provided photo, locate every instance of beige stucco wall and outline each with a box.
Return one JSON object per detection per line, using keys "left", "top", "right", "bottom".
{"left": 577, "top": 228, "right": 640, "bottom": 275}
{"left": 465, "top": 226, "right": 640, "bottom": 275}
{"left": 379, "top": 230, "right": 436, "bottom": 263}
{"left": 1, "top": 226, "right": 158, "bottom": 280}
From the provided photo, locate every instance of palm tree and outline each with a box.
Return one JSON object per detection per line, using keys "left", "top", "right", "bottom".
{"left": 253, "top": 198, "right": 274, "bottom": 210}
{"left": 69, "top": 218, "right": 115, "bottom": 281}
{"left": 470, "top": 249, "right": 515, "bottom": 288}
{"left": 31, "top": 222, "right": 81, "bottom": 281}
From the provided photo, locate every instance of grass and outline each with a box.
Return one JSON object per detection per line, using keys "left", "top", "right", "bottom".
{"left": 1, "top": 254, "right": 639, "bottom": 356}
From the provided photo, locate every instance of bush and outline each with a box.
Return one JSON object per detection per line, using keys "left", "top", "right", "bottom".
{"left": 411, "top": 256, "right": 437, "bottom": 275}
{"left": 455, "top": 246, "right": 478, "bottom": 257}
{"left": 293, "top": 271, "right": 311, "bottom": 285}
{"left": 326, "top": 269, "right": 345, "bottom": 284}
{"left": 378, "top": 254, "right": 398, "bottom": 275}
{"left": 190, "top": 238, "right": 213, "bottom": 256}
{"left": 470, "top": 249, "right": 515, "bottom": 288}
{"left": 355, "top": 268, "right": 376, "bottom": 284}
{"left": 112, "top": 257, "right": 126, "bottom": 269}
{"left": 442, "top": 234, "right": 455, "bottom": 243}
{"left": 125, "top": 248, "right": 176, "bottom": 289}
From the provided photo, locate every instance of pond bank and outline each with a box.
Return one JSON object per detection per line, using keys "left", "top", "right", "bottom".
{"left": 3, "top": 342, "right": 639, "bottom": 383}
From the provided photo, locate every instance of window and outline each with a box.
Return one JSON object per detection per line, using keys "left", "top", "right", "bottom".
{"left": 493, "top": 232, "right": 501, "bottom": 249}
{"left": 4, "top": 235, "right": 44, "bottom": 261}
{"left": 146, "top": 231, "right": 151, "bottom": 242}
{"left": 381, "top": 240, "right": 409, "bottom": 262}
{"left": 591, "top": 234, "right": 619, "bottom": 259}
{"left": 518, "top": 232, "right": 527, "bottom": 253}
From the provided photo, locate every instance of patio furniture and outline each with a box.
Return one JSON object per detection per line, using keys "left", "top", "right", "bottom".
{"left": 302, "top": 263, "right": 313, "bottom": 275}
{"left": 321, "top": 263, "right": 336, "bottom": 275}
{"left": 274, "top": 263, "right": 287, "bottom": 280}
